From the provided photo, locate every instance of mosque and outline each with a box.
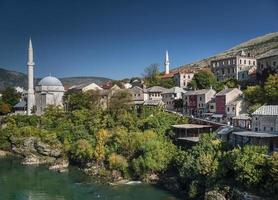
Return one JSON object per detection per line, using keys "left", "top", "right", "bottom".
{"left": 25, "top": 39, "right": 65, "bottom": 115}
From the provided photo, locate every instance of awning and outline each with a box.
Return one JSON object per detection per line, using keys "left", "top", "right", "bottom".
{"left": 212, "top": 114, "right": 223, "bottom": 118}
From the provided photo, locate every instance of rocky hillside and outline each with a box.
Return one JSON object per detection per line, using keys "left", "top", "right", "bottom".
{"left": 174, "top": 32, "right": 278, "bottom": 72}
{"left": 0, "top": 67, "right": 111, "bottom": 91}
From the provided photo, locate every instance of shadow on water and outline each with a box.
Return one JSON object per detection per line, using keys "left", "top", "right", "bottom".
{"left": 0, "top": 157, "right": 180, "bottom": 200}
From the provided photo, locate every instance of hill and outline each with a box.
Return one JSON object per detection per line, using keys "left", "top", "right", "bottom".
{"left": 173, "top": 32, "right": 278, "bottom": 72}
{"left": 0, "top": 67, "right": 112, "bottom": 91}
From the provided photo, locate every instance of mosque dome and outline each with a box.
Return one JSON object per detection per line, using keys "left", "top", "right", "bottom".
{"left": 38, "top": 76, "right": 63, "bottom": 86}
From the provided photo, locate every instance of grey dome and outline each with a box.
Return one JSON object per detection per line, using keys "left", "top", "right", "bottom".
{"left": 38, "top": 76, "right": 63, "bottom": 86}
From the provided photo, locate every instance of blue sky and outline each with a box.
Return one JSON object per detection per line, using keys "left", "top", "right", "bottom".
{"left": 0, "top": 0, "right": 277, "bottom": 79}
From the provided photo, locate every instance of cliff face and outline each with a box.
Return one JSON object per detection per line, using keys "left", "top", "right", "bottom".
{"left": 174, "top": 32, "right": 278, "bottom": 72}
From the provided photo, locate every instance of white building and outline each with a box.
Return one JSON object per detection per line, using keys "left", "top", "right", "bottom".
{"left": 35, "top": 76, "right": 65, "bottom": 115}
{"left": 162, "top": 87, "right": 185, "bottom": 110}
{"left": 68, "top": 82, "right": 103, "bottom": 92}
{"left": 26, "top": 38, "right": 65, "bottom": 115}
{"left": 147, "top": 86, "right": 167, "bottom": 101}
{"left": 210, "top": 50, "right": 257, "bottom": 82}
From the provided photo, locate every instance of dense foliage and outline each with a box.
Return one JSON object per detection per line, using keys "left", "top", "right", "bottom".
{"left": 0, "top": 87, "right": 20, "bottom": 115}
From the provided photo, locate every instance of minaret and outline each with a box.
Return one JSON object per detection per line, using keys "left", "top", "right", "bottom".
{"left": 27, "top": 38, "right": 35, "bottom": 115}
{"left": 164, "top": 50, "right": 170, "bottom": 75}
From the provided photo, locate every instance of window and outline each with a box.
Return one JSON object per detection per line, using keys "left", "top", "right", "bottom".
{"left": 249, "top": 60, "right": 251, "bottom": 65}
{"left": 223, "top": 61, "right": 225, "bottom": 65}
{"left": 240, "top": 59, "right": 242, "bottom": 64}
{"left": 263, "top": 127, "right": 266, "bottom": 131}
{"left": 199, "top": 96, "right": 202, "bottom": 101}
{"left": 213, "top": 63, "right": 216, "bottom": 67}
{"left": 273, "top": 61, "right": 276, "bottom": 66}
{"left": 233, "top": 59, "right": 236, "bottom": 64}
{"left": 183, "top": 75, "right": 186, "bottom": 78}
{"left": 232, "top": 107, "right": 235, "bottom": 111}
{"left": 227, "top": 107, "right": 230, "bottom": 112}
{"left": 188, "top": 75, "right": 190, "bottom": 79}
{"left": 261, "top": 64, "right": 264, "bottom": 69}
{"left": 255, "top": 127, "right": 258, "bottom": 131}
{"left": 244, "top": 60, "right": 246, "bottom": 64}
{"left": 210, "top": 105, "right": 214, "bottom": 109}
{"left": 222, "top": 69, "right": 224, "bottom": 74}
{"left": 253, "top": 61, "right": 256, "bottom": 65}
{"left": 228, "top": 68, "right": 230, "bottom": 73}
{"left": 271, "top": 127, "right": 274, "bottom": 131}
{"left": 228, "top": 60, "right": 231, "bottom": 65}
{"left": 217, "top": 62, "right": 219, "bottom": 67}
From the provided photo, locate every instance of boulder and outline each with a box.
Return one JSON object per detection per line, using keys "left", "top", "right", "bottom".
{"left": 0, "top": 150, "right": 12, "bottom": 157}
{"left": 205, "top": 190, "right": 226, "bottom": 200}
{"left": 49, "top": 158, "right": 69, "bottom": 172}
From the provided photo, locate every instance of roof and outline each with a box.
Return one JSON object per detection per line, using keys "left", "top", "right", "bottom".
{"left": 252, "top": 105, "right": 278, "bottom": 116}
{"left": 216, "top": 88, "right": 241, "bottom": 96}
{"left": 130, "top": 86, "right": 147, "bottom": 93}
{"left": 172, "top": 124, "right": 212, "bottom": 129}
{"left": 69, "top": 82, "right": 102, "bottom": 91}
{"left": 184, "top": 89, "right": 215, "bottom": 96}
{"left": 232, "top": 114, "right": 251, "bottom": 120}
{"left": 147, "top": 86, "right": 166, "bottom": 93}
{"left": 38, "top": 76, "right": 63, "bottom": 86}
{"left": 13, "top": 100, "right": 26, "bottom": 108}
{"left": 162, "top": 87, "right": 185, "bottom": 94}
{"left": 177, "top": 137, "right": 200, "bottom": 142}
{"left": 232, "top": 131, "right": 278, "bottom": 138}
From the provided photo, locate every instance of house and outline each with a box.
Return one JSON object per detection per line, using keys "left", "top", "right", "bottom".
{"left": 129, "top": 86, "right": 148, "bottom": 105}
{"left": 68, "top": 82, "right": 103, "bottom": 93}
{"left": 226, "top": 106, "right": 278, "bottom": 152}
{"left": 98, "top": 86, "right": 122, "bottom": 109}
{"left": 183, "top": 88, "right": 216, "bottom": 116}
{"left": 172, "top": 124, "right": 213, "bottom": 146}
{"left": 147, "top": 86, "right": 167, "bottom": 101}
{"left": 257, "top": 49, "right": 278, "bottom": 82}
{"left": 214, "top": 87, "right": 243, "bottom": 121}
{"left": 210, "top": 50, "right": 257, "bottom": 82}
{"left": 231, "top": 114, "right": 251, "bottom": 130}
{"left": 162, "top": 87, "right": 185, "bottom": 111}
{"left": 173, "top": 68, "right": 197, "bottom": 88}
{"left": 13, "top": 100, "right": 27, "bottom": 115}
{"left": 252, "top": 105, "right": 278, "bottom": 133}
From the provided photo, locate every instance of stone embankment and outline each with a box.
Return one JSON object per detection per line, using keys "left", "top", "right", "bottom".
{"left": 10, "top": 137, "right": 68, "bottom": 172}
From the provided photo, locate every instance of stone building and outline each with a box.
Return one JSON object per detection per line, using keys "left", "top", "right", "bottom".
{"left": 210, "top": 50, "right": 257, "bottom": 82}
{"left": 183, "top": 88, "right": 216, "bottom": 116}
{"left": 129, "top": 86, "right": 148, "bottom": 105}
{"left": 68, "top": 82, "right": 103, "bottom": 93}
{"left": 257, "top": 49, "right": 278, "bottom": 82}
{"left": 35, "top": 76, "right": 65, "bottom": 115}
{"left": 173, "top": 68, "right": 195, "bottom": 88}
{"left": 161, "top": 87, "right": 185, "bottom": 110}
{"left": 252, "top": 105, "right": 278, "bottom": 133}
{"left": 147, "top": 86, "right": 167, "bottom": 101}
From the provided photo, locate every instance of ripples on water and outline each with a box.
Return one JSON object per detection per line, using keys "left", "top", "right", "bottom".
{"left": 0, "top": 157, "right": 178, "bottom": 200}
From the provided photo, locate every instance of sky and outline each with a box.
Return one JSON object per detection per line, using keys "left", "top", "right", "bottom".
{"left": 0, "top": 0, "right": 277, "bottom": 80}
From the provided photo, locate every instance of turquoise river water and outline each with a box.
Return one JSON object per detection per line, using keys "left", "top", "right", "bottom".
{"left": 0, "top": 157, "right": 179, "bottom": 200}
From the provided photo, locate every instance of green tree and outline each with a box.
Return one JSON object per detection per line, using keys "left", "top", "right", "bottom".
{"left": 70, "top": 139, "right": 94, "bottom": 165}
{"left": 264, "top": 74, "right": 278, "bottom": 104}
{"left": 1, "top": 87, "right": 20, "bottom": 106}
{"left": 143, "top": 64, "right": 160, "bottom": 87}
{"left": 189, "top": 70, "right": 217, "bottom": 90}
{"left": 243, "top": 85, "right": 265, "bottom": 105}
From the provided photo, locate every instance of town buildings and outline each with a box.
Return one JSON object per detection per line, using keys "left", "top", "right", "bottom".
{"left": 129, "top": 86, "right": 148, "bottom": 105}
{"left": 173, "top": 68, "right": 195, "bottom": 88}
{"left": 183, "top": 88, "right": 216, "bottom": 116}
{"left": 210, "top": 50, "right": 257, "bottom": 82}
{"left": 257, "top": 49, "right": 278, "bottom": 82}
{"left": 162, "top": 87, "right": 185, "bottom": 110}
{"left": 214, "top": 87, "right": 243, "bottom": 120}
{"left": 68, "top": 83, "right": 103, "bottom": 92}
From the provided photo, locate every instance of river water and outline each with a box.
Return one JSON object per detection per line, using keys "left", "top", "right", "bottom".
{"left": 0, "top": 157, "right": 178, "bottom": 200}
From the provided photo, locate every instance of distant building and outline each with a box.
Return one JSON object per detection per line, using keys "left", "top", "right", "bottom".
{"left": 226, "top": 105, "right": 278, "bottom": 152}
{"left": 68, "top": 82, "right": 103, "bottom": 93}
{"left": 257, "top": 49, "right": 278, "bottom": 82}
{"left": 162, "top": 87, "right": 185, "bottom": 110}
{"left": 183, "top": 88, "right": 216, "bottom": 116}
{"left": 252, "top": 105, "right": 278, "bottom": 133}
{"left": 210, "top": 50, "right": 257, "bottom": 82}
{"left": 215, "top": 88, "right": 243, "bottom": 119}
{"left": 147, "top": 86, "right": 167, "bottom": 101}
{"left": 173, "top": 68, "right": 195, "bottom": 88}
{"left": 129, "top": 86, "right": 148, "bottom": 105}
{"left": 35, "top": 76, "right": 65, "bottom": 115}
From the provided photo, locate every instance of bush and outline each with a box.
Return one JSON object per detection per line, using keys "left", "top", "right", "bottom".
{"left": 108, "top": 153, "right": 128, "bottom": 174}
{"left": 70, "top": 139, "right": 94, "bottom": 165}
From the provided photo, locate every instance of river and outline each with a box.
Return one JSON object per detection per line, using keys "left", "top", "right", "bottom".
{"left": 0, "top": 157, "right": 179, "bottom": 200}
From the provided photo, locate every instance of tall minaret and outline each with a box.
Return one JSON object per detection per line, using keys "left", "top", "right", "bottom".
{"left": 164, "top": 50, "right": 170, "bottom": 75}
{"left": 27, "top": 38, "right": 35, "bottom": 115}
